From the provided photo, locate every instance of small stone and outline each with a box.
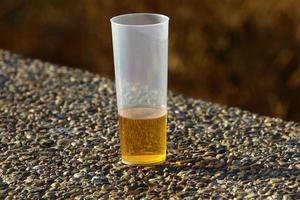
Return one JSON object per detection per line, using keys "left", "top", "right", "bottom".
{"left": 50, "top": 182, "right": 59, "bottom": 188}
{"left": 39, "top": 139, "right": 55, "bottom": 147}
{"left": 149, "top": 177, "right": 160, "bottom": 184}
{"left": 270, "top": 178, "right": 281, "bottom": 184}
{"left": 73, "top": 173, "right": 82, "bottom": 179}
{"left": 43, "top": 191, "right": 58, "bottom": 199}
{"left": 216, "top": 154, "right": 224, "bottom": 159}
{"left": 25, "top": 131, "right": 34, "bottom": 140}
{"left": 24, "top": 176, "right": 33, "bottom": 183}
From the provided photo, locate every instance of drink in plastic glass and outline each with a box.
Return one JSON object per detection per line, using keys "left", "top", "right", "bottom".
{"left": 111, "top": 13, "right": 169, "bottom": 165}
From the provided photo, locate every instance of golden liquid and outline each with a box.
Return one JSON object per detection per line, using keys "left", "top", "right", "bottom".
{"left": 118, "top": 107, "right": 167, "bottom": 165}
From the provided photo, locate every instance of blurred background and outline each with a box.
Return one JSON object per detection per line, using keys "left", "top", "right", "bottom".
{"left": 0, "top": 0, "right": 299, "bottom": 121}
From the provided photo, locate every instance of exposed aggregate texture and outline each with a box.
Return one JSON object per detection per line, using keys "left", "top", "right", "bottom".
{"left": 0, "top": 50, "right": 299, "bottom": 199}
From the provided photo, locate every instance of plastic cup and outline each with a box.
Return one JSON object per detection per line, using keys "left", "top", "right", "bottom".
{"left": 111, "top": 13, "right": 169, "bottom": 165}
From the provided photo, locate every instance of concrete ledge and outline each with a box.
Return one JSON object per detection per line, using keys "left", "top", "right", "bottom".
{"left": 0, "top": 50, "right": 299, "bottom": 199}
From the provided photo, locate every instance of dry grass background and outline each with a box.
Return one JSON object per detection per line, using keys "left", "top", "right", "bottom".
{"left": 0, "top": 0, "right": 299, "bottom": 121}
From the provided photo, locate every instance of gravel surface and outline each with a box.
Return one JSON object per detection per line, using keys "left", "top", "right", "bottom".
{"left": 0, "top": 49, "right": 300, "bottom": 199}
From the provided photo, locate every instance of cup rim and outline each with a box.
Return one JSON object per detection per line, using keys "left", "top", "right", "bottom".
{"left": 110, "top": 13, "right": 169, "bottom": 27}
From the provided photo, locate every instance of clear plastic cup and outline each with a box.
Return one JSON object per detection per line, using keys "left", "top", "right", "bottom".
{"left": 111, "top": 13, "right": 169, "bottom": 165}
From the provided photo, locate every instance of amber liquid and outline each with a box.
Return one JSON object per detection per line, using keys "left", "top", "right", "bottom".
{"left": 118, "top": 107, "right": 167, "bottom": 165}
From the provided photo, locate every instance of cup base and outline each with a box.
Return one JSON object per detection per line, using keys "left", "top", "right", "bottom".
{"left": 121, "top": 154, "right": 166, "bottom": 166}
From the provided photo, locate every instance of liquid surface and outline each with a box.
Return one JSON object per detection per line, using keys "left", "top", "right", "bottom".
{"left": 118, "top": 107, "right": 167, "bottom": 165}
